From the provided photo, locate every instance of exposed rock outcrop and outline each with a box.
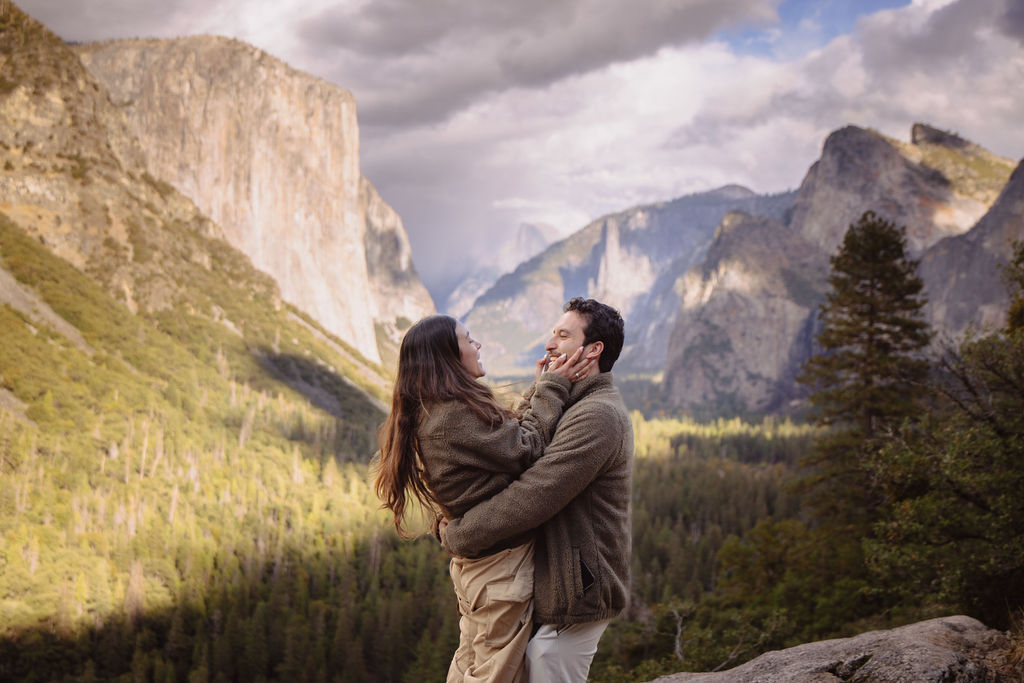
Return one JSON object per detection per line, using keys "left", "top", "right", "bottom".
{"left": 651, "top": 615, "right": 1012, "bottom": 683}
{"left": 788, "top": 124, "right": 1012, "bottom": 255}
{"left": 663, "top": 212, "right": 826, "bottom": 414}
{"left": 75, "top": 36, "right": 433, "bottom": 364}
{"left": 920, "top": 159, "right": 1024, "bottom": 339}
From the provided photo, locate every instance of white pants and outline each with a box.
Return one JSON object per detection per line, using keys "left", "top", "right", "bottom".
{"left": 524, "top": 619, "right": 611, "bottom": 683}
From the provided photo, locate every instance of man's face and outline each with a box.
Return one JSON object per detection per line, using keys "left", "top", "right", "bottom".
{"left": 545, "top": 311, "right": 588, "bottom": 366}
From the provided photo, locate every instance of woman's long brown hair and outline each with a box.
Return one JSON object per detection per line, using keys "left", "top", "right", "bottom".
{"left": 374, "top": 315, "right": 510, "bottom": 537}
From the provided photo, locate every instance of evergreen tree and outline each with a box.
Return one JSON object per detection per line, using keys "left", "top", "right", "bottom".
{"left": 868, "top": 241, "right": 1024, "bottom": 628}
{"left": 799, "top": 210, "right": 932, "bottom": 524}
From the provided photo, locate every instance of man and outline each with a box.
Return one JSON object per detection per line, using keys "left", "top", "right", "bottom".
{"left": 441, "top": 297, "right": 634, "bottom": 682}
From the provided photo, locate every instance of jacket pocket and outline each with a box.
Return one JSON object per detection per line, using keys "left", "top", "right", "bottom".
{"left": 571, "top": 546, "right": 583, "bottom": 599}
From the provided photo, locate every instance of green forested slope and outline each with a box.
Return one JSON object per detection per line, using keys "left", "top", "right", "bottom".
{"left": 0, "top": 215, "right": 819, "bottom": 680}
{"left": 0, "top": 210, "right": 454, "bottom": 682}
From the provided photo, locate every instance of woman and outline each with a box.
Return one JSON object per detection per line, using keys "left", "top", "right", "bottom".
{"left": 375, "top": 314, "right": 591, "bottom": 682}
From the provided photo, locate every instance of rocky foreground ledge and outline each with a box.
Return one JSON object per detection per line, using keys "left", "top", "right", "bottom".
{"left": 651, "top": 615, "right": 1016, "bottom": 682}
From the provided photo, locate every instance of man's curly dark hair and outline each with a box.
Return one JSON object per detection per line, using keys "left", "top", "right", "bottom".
{"left": 564, "top": 297, "right": 625, "bottom": 373}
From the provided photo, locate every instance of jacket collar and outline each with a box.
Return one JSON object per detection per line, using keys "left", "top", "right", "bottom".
{"left": 567, "top": 372, "right": 613, "bottom": 407}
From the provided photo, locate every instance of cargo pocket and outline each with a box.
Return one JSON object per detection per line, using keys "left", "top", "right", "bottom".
{"left": 484, "top": 544, "right": 535, "bottom": 647}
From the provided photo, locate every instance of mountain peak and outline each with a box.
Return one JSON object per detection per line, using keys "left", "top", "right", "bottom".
{"left": 911, "top": 122, "right": 972, "bottom": 150}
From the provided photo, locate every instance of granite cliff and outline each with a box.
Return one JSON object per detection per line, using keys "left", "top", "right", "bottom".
{"left": 0, "top": 3, "right": 391, "bottom": 402}
{"left": 0, "top": 5, "right": 219, "bottom": 313}
{"left": 662, "top": 211, "right": 826, "bottom": 415}
{"left": 75, "top": 36, "right": 433, "bottom": 365}
{"left": 920, "top": 158, "right": 1024, "bottom": 339}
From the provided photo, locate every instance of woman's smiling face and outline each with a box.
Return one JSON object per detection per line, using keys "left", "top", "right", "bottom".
{"left": 455, "top": 321, "right": 484, "bottom": 378}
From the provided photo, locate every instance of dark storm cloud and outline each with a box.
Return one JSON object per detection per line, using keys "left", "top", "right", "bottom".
{"left": 1001, "top": 0, "right": 1024, "bottom": 42}
{"left": 298, "top": 0, "right": 780, "bottom": 127}
{"left": 859, "top": 0, "right": 1008, "bottom": 75}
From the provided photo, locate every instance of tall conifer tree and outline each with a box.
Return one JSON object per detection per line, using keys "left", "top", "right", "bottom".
{"left": 868, "top": 240, "right": 1024, "bottom": 627}
{"left": 799, "top": 210, "right": 932, "bottom": 525}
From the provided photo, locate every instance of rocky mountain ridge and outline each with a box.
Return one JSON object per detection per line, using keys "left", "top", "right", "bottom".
{"left": 663, "top": 124, "right": 1018, "bottom": 414}
{"left": 464, "top": 123, "right": 1020, "bottom": 415}
{"left": 463, "top": 185, "right": 797, "bottom": 375}
{"left": 74, "top": 35, "right": 434, "bottom": 365}
{"left": 920, "top": 159, "right": 1024, "bottom": 338}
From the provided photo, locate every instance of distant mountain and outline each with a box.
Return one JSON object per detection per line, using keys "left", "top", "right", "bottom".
{"left": 74, "top": 36, "right": 434, "bottom": 365}
{"left": 462, "top": 186, "right": 796, "bottom": 375}
{"left": 445, "top": 222, "right": 555, "bottom": 318}
{"left": 662, "top": 210, "right": 825, "bottom": 415}
{"left": 789, "top": 124, "right": 1011, "bottom": 254}
{"left": 463, "top": 124, "right": 1020, "bottom": 416}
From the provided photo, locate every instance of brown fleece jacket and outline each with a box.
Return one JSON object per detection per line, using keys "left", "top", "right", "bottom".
{"left": 443, "top": 373, "right": 634, "bottom": 626}
{"left": 417, "top": 373, "right": 571, "bottom": 555}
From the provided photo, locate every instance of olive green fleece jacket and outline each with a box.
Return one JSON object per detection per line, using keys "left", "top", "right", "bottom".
{"left": 443, "top": 373, "right": 634, "bottom": 626}
{"left": 417, "top": 372, "right": 572, "bottom": 555}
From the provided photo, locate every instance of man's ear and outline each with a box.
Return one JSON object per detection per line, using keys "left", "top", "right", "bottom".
{"left": 585, "top": 341, "right": 603, "bottom": 360}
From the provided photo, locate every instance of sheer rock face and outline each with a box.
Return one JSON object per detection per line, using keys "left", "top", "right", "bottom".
{"left": 920, "top": 159, "right": 1024, "bottom": 338}
{"left": 650, "top": 615, "right": 1011, "bottom": 683}
{"left": 663, "top": 212, "right": 826, "bottom": 415}
{"left": 0, "top": 3, "right": 228, "bottom": 315}
{"left": 75, "top": 37, "right": 433, "bottom": 364}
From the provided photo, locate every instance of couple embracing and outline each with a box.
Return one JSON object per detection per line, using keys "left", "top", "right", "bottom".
{"left": 376, "top": 297, "right": 634, "bottom": 682}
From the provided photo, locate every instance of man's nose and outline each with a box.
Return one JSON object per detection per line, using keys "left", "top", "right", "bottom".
{"left": 545, "top": 337, "right": 556, "bottom": 351}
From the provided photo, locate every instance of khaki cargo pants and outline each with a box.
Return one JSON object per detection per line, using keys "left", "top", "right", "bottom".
{"left": 447, "top": 540, "right": 535, "bottom": 683}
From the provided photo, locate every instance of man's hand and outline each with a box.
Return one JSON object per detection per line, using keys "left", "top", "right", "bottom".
{"left": 438, "top": 517, "right": 450, "bottom": 550}
{"left": 536, "top": 347, "right": 593, "bottom": 382}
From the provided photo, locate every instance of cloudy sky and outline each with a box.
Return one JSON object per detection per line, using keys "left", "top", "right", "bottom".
{"left": 17, "top": 0, "right": 1024, "bottom": 304}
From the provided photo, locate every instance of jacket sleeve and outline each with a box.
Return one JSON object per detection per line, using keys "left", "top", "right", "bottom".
{"left": 421, "top": 373, "right": 570, "bottom": 474}
{"left": 443, "top": 399, "right": 624, "bottom": 558}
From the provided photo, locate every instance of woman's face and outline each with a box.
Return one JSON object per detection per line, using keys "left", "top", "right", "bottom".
{"left": 454, "top": 321, "right": 484, "bottom": 378}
